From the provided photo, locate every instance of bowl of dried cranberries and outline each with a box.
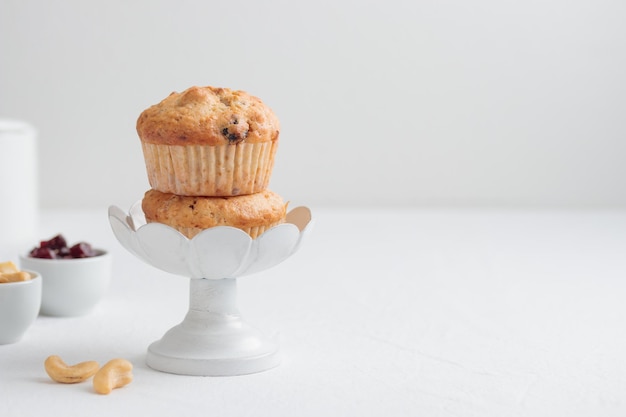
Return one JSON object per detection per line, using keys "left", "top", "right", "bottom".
{"left": 19, "top": 234, "right": 111, "bottom": 317}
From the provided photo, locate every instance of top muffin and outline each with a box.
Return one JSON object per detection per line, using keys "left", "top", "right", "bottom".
{"left": 136, "top": 86, "right": 280, "bottom": 146}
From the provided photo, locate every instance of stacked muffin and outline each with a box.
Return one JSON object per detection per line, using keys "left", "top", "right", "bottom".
{"left": 137, "top": 86, "right": 286, "bottom": 239}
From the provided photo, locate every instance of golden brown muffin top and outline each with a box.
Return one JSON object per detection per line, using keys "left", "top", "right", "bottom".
{"left": 136, "top": 86, "right": 280, "bottom": 146}
{"left": 142, "top": 189, "right": 287, "bottom": 230}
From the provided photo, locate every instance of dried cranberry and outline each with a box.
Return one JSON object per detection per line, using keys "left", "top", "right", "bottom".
{"left": 30, "top": 234, "right": 99, "bottom": 259}
{"left": 69, "top": 242, "right": 96, "bottom": 258}
{"left": 30, "top": 246, "right": 57, "bottom": 259}
{"left": 41, "top": 234, "right": 68, "bottom": 250}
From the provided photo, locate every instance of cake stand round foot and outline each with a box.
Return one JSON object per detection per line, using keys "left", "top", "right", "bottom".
{"left": 146, "top": 340, "right": 280, "bottom": 377}
{"left": 145, "top": 278, "right": 281, "bottom": 376}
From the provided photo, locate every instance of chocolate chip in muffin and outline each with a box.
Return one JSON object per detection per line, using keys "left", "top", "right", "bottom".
{"left": 222, "top": 127, "right": 237, "bottom": 142}
{"left": 221, "top": 127, "right": 248, "bottom": 144}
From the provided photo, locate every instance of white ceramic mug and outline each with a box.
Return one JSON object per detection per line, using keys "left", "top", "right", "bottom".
{"left": 0, "top": 120, "right": 38, "bottom": 260}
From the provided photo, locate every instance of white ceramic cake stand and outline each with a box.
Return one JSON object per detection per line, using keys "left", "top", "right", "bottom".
{"left": 108, "top": 202, "right": 313, "bottom": 376}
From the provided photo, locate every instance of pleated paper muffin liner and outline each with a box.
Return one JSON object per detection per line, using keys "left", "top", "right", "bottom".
{"left": 142, "top": 141, "right": 278, "bottom": 196}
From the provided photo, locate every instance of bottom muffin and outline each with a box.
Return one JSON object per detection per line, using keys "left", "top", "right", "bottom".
{"left": 142, "top": 189, "right": 287, "bottom": 239}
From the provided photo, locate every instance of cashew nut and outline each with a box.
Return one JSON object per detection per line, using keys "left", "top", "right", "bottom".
{"left": 44, "top": 355, "right": 100, "bottom": 384}
{"left": 93, "top": 358, "right": 133, "bottom": 395}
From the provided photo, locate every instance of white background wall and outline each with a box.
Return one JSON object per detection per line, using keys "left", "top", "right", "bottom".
{"left": 1, "top": 0, "right": 625, "bottom": 209}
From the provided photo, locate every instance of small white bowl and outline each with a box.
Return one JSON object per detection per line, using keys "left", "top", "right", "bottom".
{"left": 19, "top": 251, "right": 112, "bottom": 317}
{"left": 0, "top": 271, "right": 41, "bottom": 344}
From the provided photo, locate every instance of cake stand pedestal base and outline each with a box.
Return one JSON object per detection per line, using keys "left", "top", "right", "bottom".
{"left": 146, "top": 278, "right": 280, "bottom": 376}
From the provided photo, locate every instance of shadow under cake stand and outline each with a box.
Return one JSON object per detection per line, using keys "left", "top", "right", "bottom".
{"left": 108, "top": 202, "right": 313, "bottom": 376}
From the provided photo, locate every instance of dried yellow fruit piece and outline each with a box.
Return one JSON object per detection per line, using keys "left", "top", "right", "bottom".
{"left": 0, "top": 271, "right": 31, "bottom": 283}
{"left": 0, "top": 261, "right": 31, "bottom": 283}
{"left": 0, "top": 261, "right": 19, "bottom": 274}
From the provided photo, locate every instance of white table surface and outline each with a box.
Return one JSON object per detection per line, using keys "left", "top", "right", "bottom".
{"left": 1, "top": 207, "right": 626, "bottom": 416}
